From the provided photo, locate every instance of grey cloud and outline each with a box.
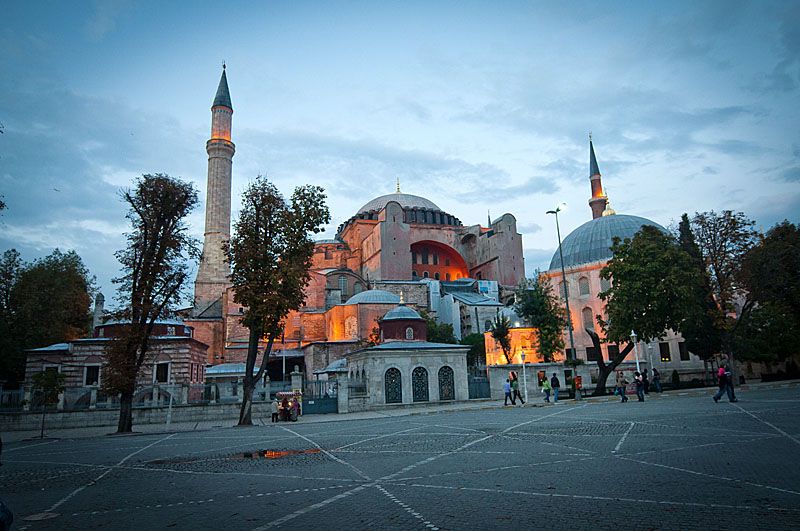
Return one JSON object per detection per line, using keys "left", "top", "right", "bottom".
{"left": 783, "top": 167, "right": 800, "bottom": 182}
{"left": 523, "top": 248, "right": 556, "bottom": 278}
{"left": 702, "top": 166, "right": 718, "bottom": 175}
{"left": 517, "top": 223, "right": 542, "bottom": 235}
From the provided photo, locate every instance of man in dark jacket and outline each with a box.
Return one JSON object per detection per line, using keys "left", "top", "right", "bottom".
{"left": 551, "top": 373, "right": 561, "bottom": 402}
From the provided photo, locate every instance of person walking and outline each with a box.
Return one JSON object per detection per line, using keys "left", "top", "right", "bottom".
{"left": 615, "top": 371, "right": 629, "bottom": 402}
{"left": 634, "top": 371, "right": 645, "bottom": 402}
{"left": 724, "top": 361, "right": 739, "bottom": 402}
{"left": 511, "top": 375, "right": 525, "bottom": 405}
{"left": 642, "top": 371, "right": 650, "bottom": 394}
{"left": 270, "top": 397, "right": 279, "bottom": 423}
{"left": 503, "top": 379, "right": 515, "bottom": 406}
{"left": 713, "top": 366, "right": 727, "bottom": 402}
{"left": 652, "top": 368, "right": 662, "bottom": 393}
{"left": 541, "top": 377, "right": 552, "bottom": 403}
{"left": 551, "top": 373, "right": 561, "bottom": 402}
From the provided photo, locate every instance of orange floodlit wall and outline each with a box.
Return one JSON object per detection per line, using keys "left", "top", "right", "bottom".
{"left": 410, "top": 240, "right": 468, "bottom": 281}
{"left": 483, "top": 327, "right": 562, "bottom": 365}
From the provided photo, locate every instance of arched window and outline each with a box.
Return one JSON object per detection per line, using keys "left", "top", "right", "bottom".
{"left": 484, "top": 320, "right": 492, "bottom": 332}
{"left": 446, "top": 273, "right": 451, "bottom": 281}
{"left": 412, "top": 270, "right": 419, "bottom": 279}
{"left": 412, "top": 367, "right": 429, "bottom": 402}
{"left": 434, "top": 272, "right": 440, "bottom": 280}
{"left": 600, "top": 277, "right": 612, "bottom": 292}
{"left": 582, "top": 307, "right": 594, "bottom": 331}
{"left": 338, "top": 275, "right": 347, "bottom": 297}
{"left": 559, "top": 281, "right": 570, "bottom": 300}
{"left": 438, "top": 366, "right": 455, "bottom": 401}
{"left": 384, "top": 368, "right": 402, "bottom": 404}
{"left": 578, "top": 277, "right": 590, "bottom": 297}
{"left": 405, "top": 327, "right": 414, "bottom": 340}
{"left": 423, "top": 271, "right": 429, "bottom": 278}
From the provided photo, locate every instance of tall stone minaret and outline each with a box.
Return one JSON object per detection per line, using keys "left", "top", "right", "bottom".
{"left": 195, "top": 65, "right": 235, "bottom": 310}
{"left": 588, "top": 135, "right": 608, "bottom": 219}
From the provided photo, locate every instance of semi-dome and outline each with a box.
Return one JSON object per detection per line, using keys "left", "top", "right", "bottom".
{"left": 344, "top": 289, "right": 400, "bottom": 305}
{"left": 548, "top": 214, "right": 667, "bottom": 271}
{"left": 382, "top": 305, "right": 424, "bottom": 321}
{"left": 357, "top": 192, "right": 441, "bottom": 215}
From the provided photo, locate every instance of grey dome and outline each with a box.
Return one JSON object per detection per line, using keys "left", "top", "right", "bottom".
{"left": 345, "top": 289, "right": 400, "bottom": 305}
{"left": 548, "top": 214, "right": 667, "bottom": 271}
{"left": 382, "top": 305, "right": 423, "bottom": 321}
{"left": 357, "top": 192, "right": 441, "bottom": 215}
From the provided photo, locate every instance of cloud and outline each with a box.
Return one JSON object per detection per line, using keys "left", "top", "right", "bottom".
{"left": 86, "top": 0, "right": 131, "bottom": 41}
{"left": 782, "top": 167, "right": 800, "bottom": 182}
{"left": 523, "top": 247, "right": 556, "bottom": 277}
{"left": 517, "top": 223, "right": 542, "bottom": 235}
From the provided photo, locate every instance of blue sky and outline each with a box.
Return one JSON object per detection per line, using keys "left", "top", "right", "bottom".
{"left": 1, "top": 0, "right": 798, "bottom": 300}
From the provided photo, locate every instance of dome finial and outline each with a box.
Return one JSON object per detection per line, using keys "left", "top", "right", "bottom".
{"left": 602, "top": 187, "right": 617, "bottom": 217}
{"left": 396, "top": 177, "right": 401, "bottom": 193}
{"left": 399, "top": 290, "right": 405, "bottom": 304}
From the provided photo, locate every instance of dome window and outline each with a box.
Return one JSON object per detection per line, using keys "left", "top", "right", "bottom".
{"left": 578, "top": 277, "right": 590, "bottom": 297}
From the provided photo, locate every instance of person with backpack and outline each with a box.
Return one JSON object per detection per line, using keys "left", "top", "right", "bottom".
{"left": 503, "top": 379, "right": 514, "bottom": 406}
{"left": 652, "top": 368, "right": 662, "bottom": 393}
{"left": 541, "top": 377, "right": 552, "bottom": 403}
{"left": 551, "top": 373, "right": 561, "bottom": 402}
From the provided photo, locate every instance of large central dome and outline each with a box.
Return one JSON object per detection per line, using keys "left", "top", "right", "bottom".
{"left": 548, "top": 214, "right": 667, "bottom": 271}
{"left": 357, "top": 192, "right": 441, "bottom": 215}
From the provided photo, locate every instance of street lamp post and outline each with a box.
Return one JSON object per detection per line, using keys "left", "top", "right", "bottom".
{"left": 647, "top": 343, "right": 654, "bottom": 377}
{"left": 630, "top": 330, "right": 641, "bottom": 373}
{"left": 547, "top": 205, "right": 580, "bottom": 399}
{"left": 521, "top": 351, "right": 528, "bottom": 403}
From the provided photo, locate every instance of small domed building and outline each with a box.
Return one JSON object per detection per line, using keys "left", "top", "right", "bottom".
{"left": 539, "top": 140, "right": 705, "bottom": 382}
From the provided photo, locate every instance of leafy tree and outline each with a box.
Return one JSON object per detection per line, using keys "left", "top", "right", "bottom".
{"left": 225, "top": 176, "right": 329, "bottom": 426}
{"left": 676, "top": 213, "right": 722, "bottom": 360}
{"left": 0, "top": 250, "right": 94, "bottom": 383}
{"left": 420, "top": 309, "right": 457, "bottom": 344}
{"left": 514, "top": 276, "right": 565, "bottom": 362}
{"left": 596, "top": 225, "right": 702, "bottom": 395}
{"left": 690, "top": 211, "right": 758, "bottom": 365}
{"left": 32, "top": 370, "right": 65, "bottom": 438}
{"left": 0, "top": 249, "right": 22, "bottom": 382}
{"left": 460, "top": 333, "right": 486, "bottom": 366}
{"left": 103, "top": 174, "right": 198, "bottom": 433}
{"left": 490, "top": 314, "right": 513, "bottom": 364}
{"left": 731, "top": 302, "right": 798, "bottom": 362}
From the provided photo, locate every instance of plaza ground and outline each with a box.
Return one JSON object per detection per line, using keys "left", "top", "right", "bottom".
{"left": 2, "top": 385, "right": 799, "bottom": 530}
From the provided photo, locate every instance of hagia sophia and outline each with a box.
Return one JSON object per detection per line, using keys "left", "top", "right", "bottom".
{"left": 185, "top": 67, "right": 704, "bottom": 381}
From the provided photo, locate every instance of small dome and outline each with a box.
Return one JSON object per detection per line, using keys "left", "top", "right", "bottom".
{"left": 357, "top": 192, "right": 441, "bottom": 215}
{"left": 344, "top": 289, "right": 400, "bottom": 305}
{"left": 382, "top": 305, "right": 424, "bottom": 321}
{"left": 548, "top": 214, "right": 667, "bottom": 270}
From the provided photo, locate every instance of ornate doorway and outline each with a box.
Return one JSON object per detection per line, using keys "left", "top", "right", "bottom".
{"left": 412, "top": 366, "right": 429, "bottom": 402}
{"left": 438, "top": 366, "right": 455, "bottom": 401}
{"left": 384, "top": 368, "right": 402, "bottom": 404}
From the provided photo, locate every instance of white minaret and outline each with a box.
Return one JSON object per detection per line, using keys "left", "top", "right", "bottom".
{"left": 194, "top": 65, "right": 235, "bottom": 310}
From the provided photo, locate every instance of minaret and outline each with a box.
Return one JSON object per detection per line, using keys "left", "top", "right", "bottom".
{"left": 195, "top": 65, "right": 235, "bottom": 309}
{"left": 588, "top": 135, "right": 608, "bottom": 219}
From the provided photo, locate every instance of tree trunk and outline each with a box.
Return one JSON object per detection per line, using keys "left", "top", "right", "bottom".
{"left": 594, "top": 363, "right": 613, "bottom": 396}
{"left": 238, "top": 377, "right": 255, "bottom": 426}
{"left": 586, "top": 329, "right": 633, "bottom": 397}
{"left": 117, "top": 390, "right": 134, "bottom": 433}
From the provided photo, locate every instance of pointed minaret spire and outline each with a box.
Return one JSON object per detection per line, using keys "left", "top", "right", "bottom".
{"left": 195, "top": 66, "right": 236, "bottom": 312}
{"left": 588, "top": 134, "right": 608, "bottom": 219}
{"left": 396, "top": 177, "right": 401, "bottom": 193}
{"left": 487, "top": 210, "right": 492, "bottom": 227}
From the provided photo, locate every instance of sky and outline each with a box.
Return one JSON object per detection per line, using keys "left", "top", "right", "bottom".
{"left": 1, "top": 0, "right": 798, "bottom": 303}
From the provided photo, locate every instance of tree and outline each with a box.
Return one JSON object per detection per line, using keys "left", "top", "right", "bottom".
{"left": 31, "top": 370, "right": 65, "bottom": 438}
{"left": 420, "top": 309, "right": 457, "bottom": 344}
{"left": 225, "top": 176, "right": 329, "bottom": 426}
{"left": 103, "top": 174, "right": 199, "bottom": 433}
{"left": 460, "top": 333, "right": 486, "bottom": 366}
{"left": 676, "top": 213, "right": 722, "bottom": 361}
{"left": 490, "top": 314, "right": 513, "bottom": 364}
{"left": 514, "top": 276, "right": 565, "bottom": 362}
{"left": 1, "top": 249, "right": 94, "bottom": 383}
{"left": 0, "top": 249, "right": 22, "bottom": 382}
{"left": 596, "top": 226, "right": 703, "bottom": 395}
{"left": 690, "top": 211, "right": 758, "bottom": 365}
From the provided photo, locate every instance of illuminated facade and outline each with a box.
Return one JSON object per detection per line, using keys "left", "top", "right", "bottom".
{"left": 186, "top": 69, "right": 526, "bottom": 378}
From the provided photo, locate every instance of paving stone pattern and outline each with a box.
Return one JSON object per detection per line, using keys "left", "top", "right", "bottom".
{"left": 2, "top": 387, "right": 800, "bottom": 530}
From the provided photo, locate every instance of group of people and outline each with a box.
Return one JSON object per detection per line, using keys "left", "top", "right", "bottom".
{"left": 502, "top": 371, "right": 526, "bottom": 405}
{"left": 502, "top": 372, "right": 563, "bottom": 405}
{"left": 270, "top": 395, "right": 300, "bottom": 422}
{"left": 615, "top": 368, "right": 662, "bottom": 402}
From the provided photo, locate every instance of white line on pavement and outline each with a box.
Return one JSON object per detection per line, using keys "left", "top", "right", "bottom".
{"left": 612, "top": 422, "right": 635, "bottom": 453}
{"left": 281, "top": 426, "right": 371, "bottom": 481}
{"left": 251, "top": 484, "right": 370, "bottom": 530}
{"left": 732, "top": 402, "right": 800, "bottom": 447}
{"left": 44, "top": 432, "right": 176, "bottom": 514}
{"left": 376, "top": 483, "right": 439, "bottom": 530}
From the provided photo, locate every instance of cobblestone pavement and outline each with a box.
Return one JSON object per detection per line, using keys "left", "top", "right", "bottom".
{"left": 2, "top": 387, "right": 799, "bottom": 530}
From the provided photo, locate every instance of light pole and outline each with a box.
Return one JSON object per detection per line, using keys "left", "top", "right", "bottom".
{"left": 630, "top": 330, "right": 641, "bottom": 372}
{"left": 547, "top": 205, "right": 580, "bottom": 399}
{"left": 521, "top": 351, "right": 528, "bottom": 404}
{"left": 647, "top": 343, "right": 654, "bottom": 376}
